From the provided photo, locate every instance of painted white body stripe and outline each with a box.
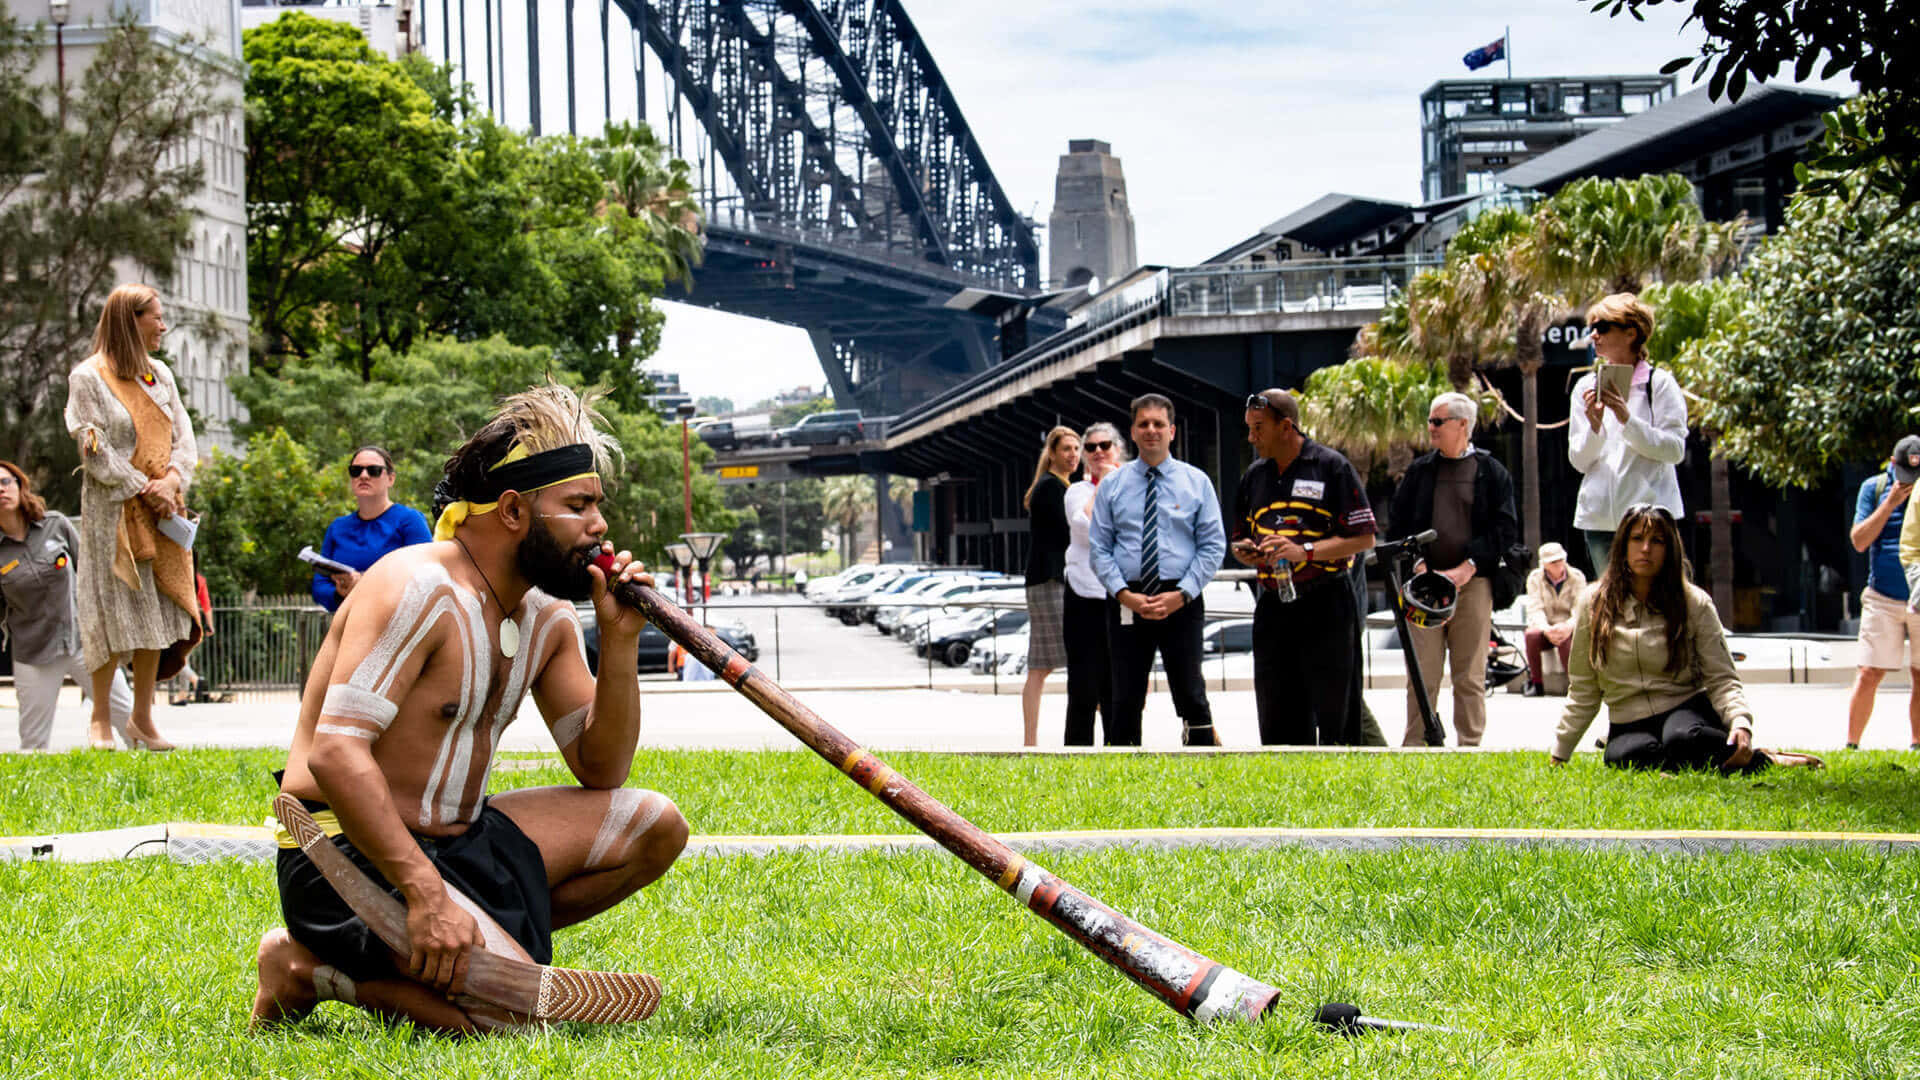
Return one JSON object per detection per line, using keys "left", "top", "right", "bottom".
{"left": 320, "top": 684, "right": 398, "bottom": 730}
{"left": 314, "top": 723, "right": 376, "bottom": 740}
{"left": 585, "top": 788, "right": 668, "bottom": 868}
{"left": 421, "top": 596, "right": 489, "bottom": 828}
{"left": 550, "top": 704, "right": 589, "bottom": 749}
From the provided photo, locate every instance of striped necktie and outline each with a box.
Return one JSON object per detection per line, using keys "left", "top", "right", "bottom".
{"left": 1139, "top": 465, "right": 1161, "bottom": 585}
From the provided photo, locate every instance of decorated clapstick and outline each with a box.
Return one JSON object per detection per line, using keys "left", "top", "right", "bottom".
{"left": 593, "top": 554, "right": 1280, "bottom": 1022}
{"left": 272, "top": 794, "right": 663, "bottom": 1023}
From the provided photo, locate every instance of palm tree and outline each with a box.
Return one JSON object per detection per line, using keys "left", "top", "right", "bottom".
{"left": 821, "top": 475, "right": 872, "bottom": 569}
{"left": 1300, "top": 353, "right": 1454, "bottom": 481}
{"left": 1530, "top": 174, "right": 1746, "bottom": 297}
{"left": 589, "top": 121, "right": 706, "bottom": 357}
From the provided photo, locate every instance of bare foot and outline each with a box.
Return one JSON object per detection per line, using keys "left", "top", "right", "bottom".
{"left": 251, "top": 929, "right": 319, "bottom": 1026}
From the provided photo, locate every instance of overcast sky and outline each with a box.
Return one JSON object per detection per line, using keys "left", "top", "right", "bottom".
{"left": 438, "top": 0, "right": 1852, "bottom": 411}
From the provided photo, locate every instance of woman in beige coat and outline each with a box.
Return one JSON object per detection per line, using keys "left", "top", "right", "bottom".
{"left": 1550, "top": 504, "right": 1819, "bottom": 771}
{"left": 64, "top": 284, "right": 200, "bottom": 750}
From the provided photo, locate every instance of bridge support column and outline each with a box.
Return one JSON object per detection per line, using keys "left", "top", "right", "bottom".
{"left": 810, "top": 328, "right": 858, "bottom": 409}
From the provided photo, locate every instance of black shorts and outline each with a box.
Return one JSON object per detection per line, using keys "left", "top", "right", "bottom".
{"left": 276, "top": 799, "right": 553, "bottom": 982}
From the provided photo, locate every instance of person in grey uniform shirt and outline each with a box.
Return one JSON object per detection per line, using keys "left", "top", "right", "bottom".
{"left": 0, "top": 460, "right": 133, "bottom": 750}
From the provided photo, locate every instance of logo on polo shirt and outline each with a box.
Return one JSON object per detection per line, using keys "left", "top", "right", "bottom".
{"left": 1291, "top": 479, "right": 1325, "bottom": 499}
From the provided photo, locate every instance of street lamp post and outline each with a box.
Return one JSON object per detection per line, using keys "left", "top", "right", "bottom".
{"left": 49, "top": 0, "right": 69, "bottom": 129}
{"left": 676, "top": 401, "right": 697, "bottom": 536}
{"left": 664, "top": 541, "right": 694, "bottom": 608}
{"left": 681, "top": 531, "right": 726, "bottom": 624}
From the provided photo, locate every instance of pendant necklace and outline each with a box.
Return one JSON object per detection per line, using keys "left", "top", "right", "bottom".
{"left": 454, "top": 537, "right": 519, "bottom": 658}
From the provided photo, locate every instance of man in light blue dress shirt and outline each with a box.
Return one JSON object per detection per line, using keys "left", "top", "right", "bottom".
{"left": 1090, "top": 394, "right": 1226, "bottom": 745}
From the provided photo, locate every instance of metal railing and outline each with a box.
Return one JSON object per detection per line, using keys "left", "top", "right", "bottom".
{"left": 1166, "top": 256, "right": 1440, "bottom": 317}
{"left": 194, "top": 595, "right": 331, "bottom": 701}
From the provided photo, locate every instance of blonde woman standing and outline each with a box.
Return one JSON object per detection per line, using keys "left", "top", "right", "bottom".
{"left": 1061, "top": 422, "right": 1126, "bottom": 745}
{"left": 1568, "top": 293, "right": 1688, "bottom": 574}
{"left": 1021, "top": 426, "right": 1080, "bottom": 746}
{"left": 64, "top": 284, "right": 201, "bottom": 750}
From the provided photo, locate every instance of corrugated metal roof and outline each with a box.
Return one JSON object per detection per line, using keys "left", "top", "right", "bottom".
{"left": 1497, "top": 83, "right": 1844, "bottom": 191}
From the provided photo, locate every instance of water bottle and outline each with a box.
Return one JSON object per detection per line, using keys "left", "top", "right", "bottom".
{"left": 1271, "top": 556, "right": 1298, "bottom": 603}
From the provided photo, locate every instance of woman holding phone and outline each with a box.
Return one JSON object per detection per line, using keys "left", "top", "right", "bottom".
{"left": 1567, "top": 293, "right": 1688, "bottom": 575}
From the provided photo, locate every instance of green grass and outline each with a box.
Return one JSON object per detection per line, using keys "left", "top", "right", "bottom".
{"left": 3, "top": 748, "right": 1918, "bottom": 838}
{"left": 6, "top": 750, "right": 1919, "bottom": 1075}
{"left": 3, "top": 846, "right": 1917, "bottom": 1078}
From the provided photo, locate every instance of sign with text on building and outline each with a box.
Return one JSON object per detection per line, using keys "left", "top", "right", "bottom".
{"left": 719, "top": 465, "right": 759, "bottom": 480}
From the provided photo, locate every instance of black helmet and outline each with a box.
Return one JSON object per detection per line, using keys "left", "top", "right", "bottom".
{"left": 1402, "top": 570, "right": 1457, "bottom": 630}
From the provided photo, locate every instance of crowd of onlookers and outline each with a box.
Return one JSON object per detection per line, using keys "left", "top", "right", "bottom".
{"left": 0, "top": 284, "right": 1892, "bottom": 773}
{"left": 1006, "top": 292, "right": 1824, "bottom": 773}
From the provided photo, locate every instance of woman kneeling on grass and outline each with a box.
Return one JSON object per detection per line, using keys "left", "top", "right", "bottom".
{"left": 1550, "top": 504, "right": 1822, "bottom": 771}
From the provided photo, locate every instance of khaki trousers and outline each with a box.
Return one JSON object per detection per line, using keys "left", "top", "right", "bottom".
{"left": 1404, "top": 576, "right": 1492, "bottom": 746}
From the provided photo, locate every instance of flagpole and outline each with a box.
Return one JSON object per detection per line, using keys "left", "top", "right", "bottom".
{"left": 1506, "top": 25, "right": 1512, "bottom": 78}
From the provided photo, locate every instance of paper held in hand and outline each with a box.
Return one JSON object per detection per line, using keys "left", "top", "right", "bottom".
{"left": 157, "top": 510, "right": 198, "bottom": 552}
{"left": 298, "top": 545, "right": 355, "bottom": 576}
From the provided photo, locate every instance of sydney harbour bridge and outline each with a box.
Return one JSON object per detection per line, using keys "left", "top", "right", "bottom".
{"left": 421, "top": 0, "right": 1046, "bottom": 416}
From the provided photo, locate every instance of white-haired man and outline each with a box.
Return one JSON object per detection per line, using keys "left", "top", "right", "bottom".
{"left": 1385, "top": 391, "right": 1518, "bottom": 746}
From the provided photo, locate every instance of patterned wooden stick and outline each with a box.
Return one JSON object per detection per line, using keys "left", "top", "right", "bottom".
{"left": 597, "top": 557, "right": 1281, "bottom": 1022}
{"left": 272, "top": 793, "right": 662, "bottom": 1024}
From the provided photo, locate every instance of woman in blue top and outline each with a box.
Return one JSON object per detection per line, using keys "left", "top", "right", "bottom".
{"left": 311, "top": 447, "right": 432, "bottom": 612}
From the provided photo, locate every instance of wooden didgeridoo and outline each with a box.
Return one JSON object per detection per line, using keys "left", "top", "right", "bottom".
{"left": 596, "top": 556, "right": 1281, "bottom": 1022}
{"left": 272, "top": 793, "right": 663, "bottom": 1023}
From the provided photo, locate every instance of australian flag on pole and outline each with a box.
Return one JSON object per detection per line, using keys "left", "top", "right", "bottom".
{"left": 1462, "top": 36, "right": 1506, "bottom": 71}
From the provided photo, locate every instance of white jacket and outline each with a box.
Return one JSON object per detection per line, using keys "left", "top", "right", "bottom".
{"left": 1567, "top": 363, "right": 1688, "bottom": 531}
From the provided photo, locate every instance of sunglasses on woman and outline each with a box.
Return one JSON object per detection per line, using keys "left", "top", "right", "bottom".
{"left": 347, "top": 464, "right": 388, "bottom": 478}
{"left": 1588, "top": 319, "right": 1624, "bottom": 335}
{"left": 1084, "top": 440, "right": 1115, "bottom": 452}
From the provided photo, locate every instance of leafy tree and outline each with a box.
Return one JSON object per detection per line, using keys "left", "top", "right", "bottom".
{"left": 243, "top": 12, "right": 456, "bottom": 373}
{"left": 0, "top": 12, "right": 226, "bottom": 496}
{"left": 196, "top": 428, "right": 338, "bottom": 599}
{"left": 722, "top": 478, "right": 827, "bottom": 577}
{"left": 231, "top": 335, "right": 734, "bottom": 575}
{"left": 1588, "top": 0, "right": 1915, "bottom": 207}
{"left": 1685, "top": 173, "right": 1920, "bottom": 487}
{"left": 696, "top": 395, "right": 734, "bottom": 416}
{"left": 772, "top": 396, "right": 836, "bottom": 429}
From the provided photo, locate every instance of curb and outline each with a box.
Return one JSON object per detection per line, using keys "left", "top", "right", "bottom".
{"left": 6, "top": 823, "right": 1918, "bottom": 866}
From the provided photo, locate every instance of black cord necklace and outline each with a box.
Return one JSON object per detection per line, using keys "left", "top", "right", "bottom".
{"left": 454, "top": 536, "right": 520, "bottom": 658}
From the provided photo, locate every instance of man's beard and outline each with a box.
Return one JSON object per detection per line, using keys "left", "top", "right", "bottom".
{"left": 517, "top": 515, "right": 597, "bottom": 601}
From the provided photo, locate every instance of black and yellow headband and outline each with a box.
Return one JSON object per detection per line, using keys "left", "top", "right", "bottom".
{"left": 433, "top": 443, "right": 598, "bottom": 540}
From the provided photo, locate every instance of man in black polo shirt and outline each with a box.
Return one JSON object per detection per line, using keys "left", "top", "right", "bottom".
{"left": 1232, "top": 389, "right": 1377, "bottom": 745}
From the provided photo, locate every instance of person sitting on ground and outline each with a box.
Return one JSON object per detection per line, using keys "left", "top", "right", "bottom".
{"left": 1521, "top": 541, "right": 1586, "bottom": 698}
{"left": 311, "top": 446, "right": 433, "bottom": 613}
{"left": 1550, "top": 504, "right": 1821, "bottom": 772}
{"left": 252, "top": 383, "right": 688, "bottom": 1033}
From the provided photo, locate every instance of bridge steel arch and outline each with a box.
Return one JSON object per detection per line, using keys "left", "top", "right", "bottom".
{"left": 613, "top": 0, "right": 1038, "bottom": 290}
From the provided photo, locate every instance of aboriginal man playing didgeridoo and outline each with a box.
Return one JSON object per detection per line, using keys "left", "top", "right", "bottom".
{"left": 252, "top": 384, "right": 688, "bottom": 1033}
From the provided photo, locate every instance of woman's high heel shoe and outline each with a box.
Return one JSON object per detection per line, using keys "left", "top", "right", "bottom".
{"left": 123, "top": 721, "right": 176, "bottom": 752}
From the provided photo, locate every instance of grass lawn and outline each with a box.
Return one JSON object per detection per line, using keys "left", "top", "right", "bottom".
{"left": 3, "top": 747, "right": 1918, "bottom": 837}
{"left": 3, "top": 749, "right": 1918, "bottom": 1077}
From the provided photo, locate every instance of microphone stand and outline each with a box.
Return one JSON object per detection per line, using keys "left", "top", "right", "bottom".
{"left": 1369, "top": 530, "right": 1444, "bottom": 747}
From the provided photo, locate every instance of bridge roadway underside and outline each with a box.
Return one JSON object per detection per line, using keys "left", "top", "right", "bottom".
{"left": 672, "top": 225, "right": 1003, "bottom": 415}
{"left": 883, "top": 310, "right": 1367, "bottom": 574}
